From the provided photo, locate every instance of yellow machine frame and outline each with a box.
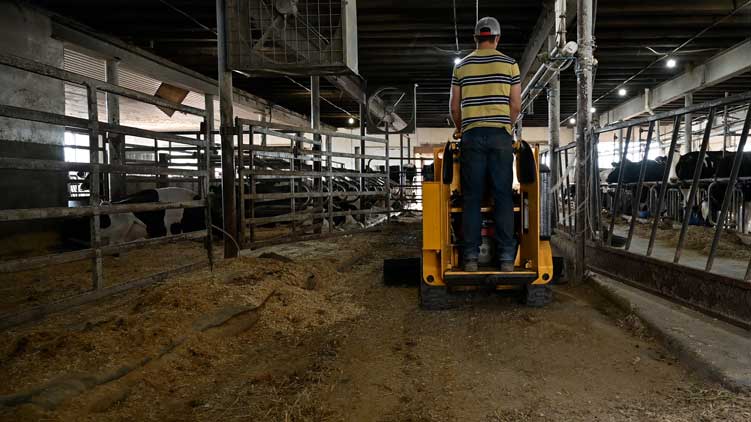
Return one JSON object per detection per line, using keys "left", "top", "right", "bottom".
{"left": 421, "top": 142, "right": 554, "bottom": 291}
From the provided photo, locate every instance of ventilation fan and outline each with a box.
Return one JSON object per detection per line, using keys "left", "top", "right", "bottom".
{"left": 366, "top": 86, "right": 415, "bottom": 134}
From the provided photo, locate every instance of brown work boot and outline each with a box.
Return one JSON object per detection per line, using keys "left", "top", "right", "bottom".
{"left": 499, "top": 261, "right": 515, "bottom": 272}
{"left": 464, "top": 259, "right": 478, "bottom": 272}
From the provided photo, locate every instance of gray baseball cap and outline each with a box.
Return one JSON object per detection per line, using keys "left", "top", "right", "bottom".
{"left": 474, "top": 17, "right": 501, "bottom": 37}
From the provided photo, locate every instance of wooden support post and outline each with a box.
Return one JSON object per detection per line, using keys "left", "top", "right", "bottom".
{"left": 157, "top": 153, "right": 169, "bottom": 188}
{"left": 574, "top": 0, "right": 594, "bottom": 283}
{"left": 547, "top": 35, "right": 560, "bottom": 223}
{"left": 399, "top": 133, "right": 404, "bottom": 197}
{"left": 204, "top": 94, "right": 216, "bottom": 181}
{"left": 106, "top": 59, "right": 126, "bottom": 200}
{"left": 684, "top": 94, "right": 693, "bottom": 154}
{"left": 237, "top": 119, "right": 247, "bottom": 248}
{"left": 326, "top": 135, "right": 334, "bottom": 232}
{"left": 86, "top": 83, "right": 103, "bottom": 289}
{"left": 311, "top": 76, "right": 323, "bottom": 233}
{"left": 359, "top": 102, "right": 366, "bottom": 222}
{"left": 202, "top": 102, "right": 214, "bottom": 269}
{"left": 290, "top": 132, "right": 299, "bottom": 236}
{"left": 217, "top": 0, "right": 238, "bottom": 258}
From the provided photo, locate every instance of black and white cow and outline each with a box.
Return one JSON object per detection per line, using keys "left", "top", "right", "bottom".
{"left": 665, "top": 152, "right": 721, "bottom": 224}
{"left": 703, "top": 152, "right": 751, "bottom": 231}
{"left": 671, "top": 151, "right": 725, "bottom": 181}
{"left": 100, "top": 187, "right": 205, "bottom": 245}
{"left": 604, "top": 158, "right": 667, "bottom": 216}
{"left": 605, "top": 158, "right": 667, "bottom": 184}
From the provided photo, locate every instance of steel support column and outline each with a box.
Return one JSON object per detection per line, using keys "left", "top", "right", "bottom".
{"left": 217, "top": 0, "right": 238, "bottom": 258}
{"left": 574, "top": 0, "right": 594, "bottom": 282}
{"left": 684, "top": 94, "right": 693, "bottom": 154}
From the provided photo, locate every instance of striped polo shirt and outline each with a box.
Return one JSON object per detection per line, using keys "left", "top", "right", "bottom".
{"left": 451, "top": 49, "right": 521, "bottom": 133}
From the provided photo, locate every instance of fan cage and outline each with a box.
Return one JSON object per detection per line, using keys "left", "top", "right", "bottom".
{"left": 226, "top": 0, "right": 358, "bottom": 75}
{"left": 367, "top": 86, "right": 416, "bottom": 135}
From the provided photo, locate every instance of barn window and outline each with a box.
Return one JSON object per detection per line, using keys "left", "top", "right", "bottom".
{"left": 64, "top": 130, "right": 91, "bottom": 199}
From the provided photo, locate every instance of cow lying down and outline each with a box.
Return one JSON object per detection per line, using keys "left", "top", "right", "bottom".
{"left": 100, "top": 187, "right": 205, "bottom": 245}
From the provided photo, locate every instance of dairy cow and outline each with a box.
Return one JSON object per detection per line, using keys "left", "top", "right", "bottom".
{"left": 604, "top": 158, "right": 667, "bottom": 216}
{"left": 100, "top": 187, "right": 205, "bottom": 245}
{"left": 704, "top": 152, "right": 751, "bottom": 231}
{"left": 672, "top": 151, "right": 725, "bottom": 181}
{"left": 605, "top": 158, "right": 667, "bottom": 184}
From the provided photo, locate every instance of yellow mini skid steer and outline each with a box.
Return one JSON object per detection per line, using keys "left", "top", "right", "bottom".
{"left": 384, "top": 139, "right": 561, "bottom": 310}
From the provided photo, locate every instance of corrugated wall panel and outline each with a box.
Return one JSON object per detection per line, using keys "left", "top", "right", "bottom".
{"left": 63, "top": 48, "right": 207, "bottom": 129}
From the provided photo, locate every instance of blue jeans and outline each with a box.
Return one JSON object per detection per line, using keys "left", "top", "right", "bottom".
{"left": 461, "top": 127, "right": 517, "bottom": 263}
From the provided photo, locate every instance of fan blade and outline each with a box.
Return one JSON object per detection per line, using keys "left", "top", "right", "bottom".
{"left": 391, "top": 92, "right": 406, "bottom": 110}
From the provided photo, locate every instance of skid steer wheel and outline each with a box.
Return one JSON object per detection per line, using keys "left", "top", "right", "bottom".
{"left": 419, "top": 280, "right": 459, "bottom": 310}
{"left": 524, "top": 284, "right": 553, "bottom": 307}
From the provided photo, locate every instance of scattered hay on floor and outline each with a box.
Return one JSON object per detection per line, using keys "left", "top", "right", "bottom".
{"left": 629, "top": 221, "right": 751, "bottom": 260}
{"left": 0, "top": 252, "right": 363, "bottom": 398}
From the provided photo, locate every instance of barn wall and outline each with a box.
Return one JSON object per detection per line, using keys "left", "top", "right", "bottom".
{"left": 0, "top": 1, "right": 65, "bottom": 146}
{"left": 0, "top": 1, "right": 67, "bottom": 251}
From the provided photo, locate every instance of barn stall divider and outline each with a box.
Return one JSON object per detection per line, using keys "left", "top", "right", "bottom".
{"left": 549, "top": 90, "right": 751, "bottom": 328}
{"left": 235, "top": 119, "right": 397, "bottom": 249}
{"left": 0, "top": 52, "right": 213, "bottom": 329}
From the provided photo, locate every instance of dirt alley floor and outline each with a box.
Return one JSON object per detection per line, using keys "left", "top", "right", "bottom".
{"left": 2, "top": 221, "right": 751, "bottom": 421}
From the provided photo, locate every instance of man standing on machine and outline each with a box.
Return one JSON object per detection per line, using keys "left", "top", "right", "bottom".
{"left": 449, "top": 16, "right": 522, "bottom": 272}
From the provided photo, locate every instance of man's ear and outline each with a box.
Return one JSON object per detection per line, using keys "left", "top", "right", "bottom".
{"left": 495, "top": 35, "right": 500, "bottom": 44}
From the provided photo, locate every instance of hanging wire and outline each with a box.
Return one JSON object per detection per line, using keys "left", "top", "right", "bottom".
{"left": 157, "top": 0, "right": 216, "bottom": 35}
{"left": 284, "top": 76, "right": 357, "bottom": 120}
{"left": 475, "top": 0, "right": 479, "bottom": 23}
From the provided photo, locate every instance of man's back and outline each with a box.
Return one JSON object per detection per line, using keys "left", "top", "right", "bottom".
{"left": 452, "top": 49, "right": 521, "bottom": 134}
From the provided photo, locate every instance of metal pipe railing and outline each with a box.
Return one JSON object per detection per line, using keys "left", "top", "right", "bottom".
{"left": 0, "top": 53, "right": 213, "bottom": 327}
{"left": 556, "top": 91, "right": 751, "bottom": 284}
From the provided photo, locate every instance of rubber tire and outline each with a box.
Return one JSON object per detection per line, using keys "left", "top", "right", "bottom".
{"left": 383, "top": 258, "right": 421, "bottom": 286}
{"left": 419, "top": 280, "right": 459, "bottom": 310}
{"left": 524, "top": 284, "right": 553, "bottom": 308}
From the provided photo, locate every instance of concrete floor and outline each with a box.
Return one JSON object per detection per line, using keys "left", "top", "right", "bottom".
{"left": 4, "top": 224, "right": 751, "bottom": 421}
{"left": 593, "top": 273, "right": 751, "bottom": 391}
